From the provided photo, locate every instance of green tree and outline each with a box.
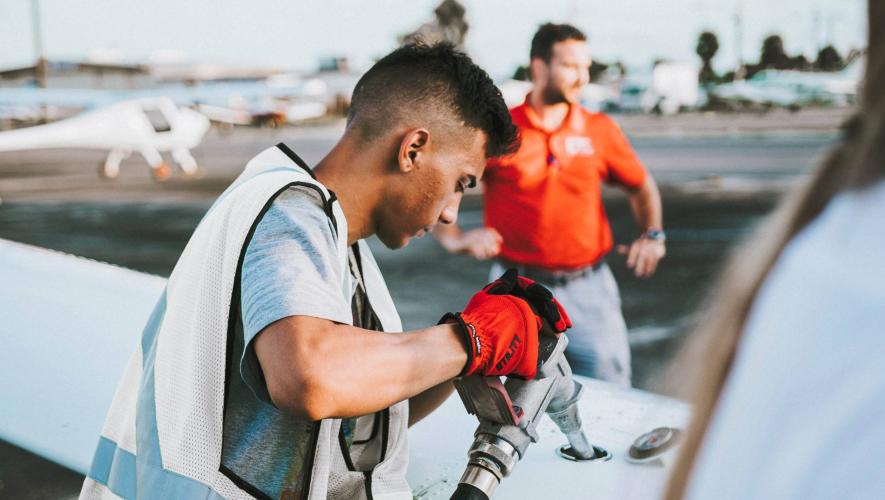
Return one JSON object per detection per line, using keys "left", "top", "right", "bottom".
{"left": 760, "top": 35, "right": 789, "bottom": 69}
{"left": 696, "top": 31, "right": 720, "bottom": 85}
{"left": 815, "top": 45, "right": 844, "bottom": 71}
{"left": 512, "top": 65, "right": 529, "bottom": 81}
{"left": 400, "top": 0, "right": 469, "bottom": 49}
{"left": 588, "top": 60, "right": 609, "bottom": 83}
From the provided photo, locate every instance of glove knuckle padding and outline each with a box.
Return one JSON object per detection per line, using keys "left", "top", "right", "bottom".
{"left": 501, "top": 272, "right": 571, "bottom": 333}
{"left": 459, "top": 294, "right": 539, "bottom": 378}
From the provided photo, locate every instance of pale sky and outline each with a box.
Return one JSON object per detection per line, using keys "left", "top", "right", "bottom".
{"left": 0, "top": 0, "right": 867, "bottom": 80}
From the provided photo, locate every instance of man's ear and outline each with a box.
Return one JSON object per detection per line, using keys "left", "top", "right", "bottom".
{"left": 398, "top": 128, "right": 430, "bottom": 173}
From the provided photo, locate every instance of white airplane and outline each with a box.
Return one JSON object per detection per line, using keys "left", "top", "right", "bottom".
{"left": 710, "top": 58, "right": 863, "bottom": 111}
{"left": 142, "top": 79, "right": 329, "bottom": 127}
{"left": 0, "top": 236, "right": 689, "bottom": 499}
{"left": 619, "top": 63, "right": 700, "bottom": 115}
{"left": 0, "top": 97, "right": 210, "bottom": 181}
{"left": 0, "top": 77, "right": 330, "bottom": 129}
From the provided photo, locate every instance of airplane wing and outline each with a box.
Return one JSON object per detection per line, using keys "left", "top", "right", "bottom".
{"left": 409, "top": 378, "right": 688, "bottom": 499}
{"left": 0, "top": 239, "right": 165, "bottom": 473}
{"left": 0, "top": 79, "right": 329, "bottom": 128}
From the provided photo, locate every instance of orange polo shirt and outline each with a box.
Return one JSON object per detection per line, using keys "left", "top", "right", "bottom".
{"left": 484, "top": 95, "right": 647, "bottom": 270}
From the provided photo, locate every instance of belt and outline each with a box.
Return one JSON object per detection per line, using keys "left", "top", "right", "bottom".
{"left": 498, "top": 259, "right": 603, "bottom": 287}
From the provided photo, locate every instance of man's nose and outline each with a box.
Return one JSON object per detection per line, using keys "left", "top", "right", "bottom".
{"left": 439, "top": 194, "right": 461, "bottom": 225}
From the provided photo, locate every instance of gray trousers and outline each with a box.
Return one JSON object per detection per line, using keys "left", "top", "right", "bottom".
{"left": 490, "top": 261, "right": 632, "bottom": 387}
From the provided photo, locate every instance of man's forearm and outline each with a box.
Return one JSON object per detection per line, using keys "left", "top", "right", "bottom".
{"left": 628, "top": 176, "right": 663, "bottom": 231}
{"left": 433, "top": 224, "right": 503, "bottom": 260}
{"left": 255, "top": 317, "right": 466, "bottom": 421}
{"left": 408, "top": 380, "right": 456, "bottom": 427}
{"left": 432, "top": 222, "right": 464, "bottom": 252}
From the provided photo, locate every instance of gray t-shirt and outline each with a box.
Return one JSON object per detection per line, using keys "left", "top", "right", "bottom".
{"left": 220, "top": 185, "right": 368, "bottom": 499}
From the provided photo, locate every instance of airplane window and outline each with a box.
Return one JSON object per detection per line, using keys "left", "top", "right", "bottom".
{"left": 143, "top": 109, "right": 172, "bottom": 133}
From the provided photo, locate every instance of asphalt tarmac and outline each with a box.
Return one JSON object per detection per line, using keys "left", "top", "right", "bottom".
{"left": 0, "top": 115, "right": 841, "bottom": 499}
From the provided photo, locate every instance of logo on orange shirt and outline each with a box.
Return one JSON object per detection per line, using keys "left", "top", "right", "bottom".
{"left": 564, "top": 136, "right": 594, "bottom": 156}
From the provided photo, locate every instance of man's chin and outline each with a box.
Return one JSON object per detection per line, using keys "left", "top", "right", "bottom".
{"left": 561, "top": 88, "right": 584, "bottom": 104}
{"left": 379, "top": 234, "right": 410, "bottom": 250}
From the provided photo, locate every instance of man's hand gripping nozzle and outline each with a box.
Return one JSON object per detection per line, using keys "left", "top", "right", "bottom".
{"left": 442, "top": 270, "right": 608, "bottom": 500}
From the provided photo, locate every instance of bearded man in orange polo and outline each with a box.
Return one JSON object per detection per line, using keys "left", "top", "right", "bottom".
{"left": 436, "top": 23, "right": 665, "bottom": 386}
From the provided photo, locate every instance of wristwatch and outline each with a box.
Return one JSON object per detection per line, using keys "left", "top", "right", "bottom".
{"left": 641, "top": 228, "right": 666, "bottom": 242}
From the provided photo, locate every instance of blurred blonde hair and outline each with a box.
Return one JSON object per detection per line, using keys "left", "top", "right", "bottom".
{"left": 664, "top": 2, "right": 885, "bottom": 498}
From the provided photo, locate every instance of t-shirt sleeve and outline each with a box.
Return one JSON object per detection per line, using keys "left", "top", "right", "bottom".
{"left": 238, "top": 185, "right": 351, "bottom": 402}
{"left": 600, "top": 115, "right": 647, "bottom": 189}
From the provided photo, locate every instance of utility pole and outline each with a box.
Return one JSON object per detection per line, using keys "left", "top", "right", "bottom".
{"left": 31, "top": 0, "right": 47, "bottom": 88}
{"left": 812, "top": 5, "right": 822, "bottom": 53}
{"left": 567, "top": 0, "right": 579, "bottom": 22}
{"left": 826, "top": 11, "right": 838, "bottom": 47}
{"left": 733, "top": 0, "right": 745, "bottom": 79}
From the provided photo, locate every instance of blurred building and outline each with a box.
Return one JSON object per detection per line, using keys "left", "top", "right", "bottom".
{"left": 0, "top": 60, "right": 150, "bottom": 89}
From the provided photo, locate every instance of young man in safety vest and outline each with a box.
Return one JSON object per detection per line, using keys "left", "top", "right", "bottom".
{"left": 436, "top": 23, "right": 666, "bottom": 387}
{"left": 80, "top": 43, "right": 572, "bottom": 499}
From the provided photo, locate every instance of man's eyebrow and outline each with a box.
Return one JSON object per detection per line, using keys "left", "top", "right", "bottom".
{"left": 467, "top": 175, "right": 477, "bottom": 188}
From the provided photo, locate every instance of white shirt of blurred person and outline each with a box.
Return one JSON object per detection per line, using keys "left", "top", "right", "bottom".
{"left": 687, "top": 178, "right": 885, "bottom": 499}
{"left": 435, "top": 23, "right": 664, "bottom": 387}
{"left": 665, "top": 3, "right": 885, "bottom": 495}
{"left": 80, "top": 44, "right": 561, "bottom": 500}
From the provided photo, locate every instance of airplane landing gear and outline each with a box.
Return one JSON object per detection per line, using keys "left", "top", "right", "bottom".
{"left": 172, "top": 148, "right": 202, "bottom": 179}
{"left": 99, "top": 149, "right": 131, "bottom": 179}
{"left": 151, "top": 163, "right": 173, "bottom": 182}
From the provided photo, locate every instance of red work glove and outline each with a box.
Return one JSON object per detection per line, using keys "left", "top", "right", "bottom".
{"left": 440, "top": 269, "right": 572, "bottom": 379}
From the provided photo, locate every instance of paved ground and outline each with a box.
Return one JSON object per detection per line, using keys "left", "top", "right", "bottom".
{"left": 0, "top": 106, "right": 849, "bottom": 203}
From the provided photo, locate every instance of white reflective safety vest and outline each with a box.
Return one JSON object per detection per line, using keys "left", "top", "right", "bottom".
{"left": 80, "top": 144, "right": 411, "bottom": 500}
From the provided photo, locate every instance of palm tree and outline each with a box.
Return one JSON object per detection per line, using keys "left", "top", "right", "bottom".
{"left": 696, "top": 31, "right": 719, "bottom": 85}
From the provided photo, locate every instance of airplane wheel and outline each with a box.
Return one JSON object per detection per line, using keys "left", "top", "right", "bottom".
{"left": 183, "top": 165, "right": 204, "bottom": 179}
{"left": 98, "top": 162, "right": 119, "bottom": 180}
{"left": 151, "top": 163, "right": 173, "bottom": 182}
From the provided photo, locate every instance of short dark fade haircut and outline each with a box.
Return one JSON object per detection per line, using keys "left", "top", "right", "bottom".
{"left": 530, "top": 23, "right": 587, "bottom": 63}
{"left": 347, "top": 42, "right": 519, "bottom": 158}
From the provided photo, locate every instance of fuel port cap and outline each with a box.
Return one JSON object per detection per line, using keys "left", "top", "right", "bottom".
{"left": 626, "top": 427, "right": 681, "bottom": 464}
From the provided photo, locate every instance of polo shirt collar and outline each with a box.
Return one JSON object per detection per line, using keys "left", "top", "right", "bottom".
{"left": 520, "top": 92, "right": 585, "bottom": 133}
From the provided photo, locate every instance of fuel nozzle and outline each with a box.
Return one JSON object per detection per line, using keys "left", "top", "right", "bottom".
{"left": 548, "top": 382, "right": 612, "bottom": 463}
{"left": 451, "top": 334, "right": 608, "bottom": 500}
{"left": 454, "top": 435, "right": 519, "bottom": 499}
